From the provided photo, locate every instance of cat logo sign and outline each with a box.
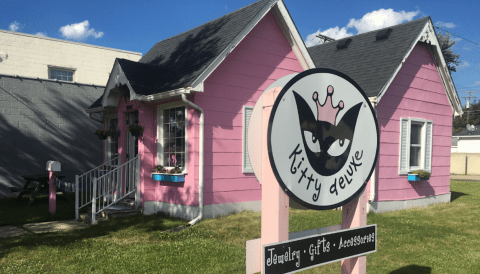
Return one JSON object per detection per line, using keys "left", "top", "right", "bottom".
{"left": 267, "top": 68, "right": 379, "bottom": 210}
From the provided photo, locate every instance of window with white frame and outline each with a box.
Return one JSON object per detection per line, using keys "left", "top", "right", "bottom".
{"left": 242, "top": 106, "right": 254, "bottom": 173}
{"left": 49, "top": 66, "right": 75, "bottom": 82}
{"left": 106, "top": 117, "right": 119, "bottom": 162}
{"left": 399, "top": 118, "right": 433, "bottom": 174}
{"left": 157, "top": 104, "right": 187, "bottom": 172}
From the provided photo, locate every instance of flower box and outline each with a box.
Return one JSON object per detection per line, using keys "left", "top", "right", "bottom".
{"left": 152, "top": 173, "right": 185, "bottom": 182}
{"left": 407, "top": 174, "right": 420, "bottom": 182}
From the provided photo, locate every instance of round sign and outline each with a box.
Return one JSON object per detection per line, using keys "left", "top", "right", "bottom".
{"left": 267, "top": 68, "right": 379, "bottom": 210}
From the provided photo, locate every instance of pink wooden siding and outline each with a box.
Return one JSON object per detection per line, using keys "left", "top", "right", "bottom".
{"left": 192, "top": 11, "right": 304, "bottom": 206}
{"left": 375, "top": 43, "right": 453, "bottom": 202}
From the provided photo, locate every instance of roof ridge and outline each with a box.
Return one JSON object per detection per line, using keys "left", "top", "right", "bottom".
{"left": 308, "top": 16, "right": 429, "bottom": 49}
{"left": 144, "top": 0, "right": 272, "bottom": 52}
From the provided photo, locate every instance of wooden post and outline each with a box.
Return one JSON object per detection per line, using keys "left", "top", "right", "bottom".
{"left": 341, "top": 187, "right": 369, "bottom": 274}
{"left": 261, "top": 87, "right": 289, "bottom": 274}
{"left": 49, "top": 171, "right": 57, "bottom": 215}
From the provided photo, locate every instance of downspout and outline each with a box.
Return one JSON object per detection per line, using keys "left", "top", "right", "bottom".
{"left": 181, "top": 94, "right": 204, "bottom": 226}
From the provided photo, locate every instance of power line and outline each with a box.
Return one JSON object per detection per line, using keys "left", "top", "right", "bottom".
{"left": 435, "top": 26, "right": 480, "bottom": 46}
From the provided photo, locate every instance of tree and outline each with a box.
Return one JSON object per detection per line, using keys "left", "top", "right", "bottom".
{"left": 436, "top": 28, "right": 461, "bottom": 73}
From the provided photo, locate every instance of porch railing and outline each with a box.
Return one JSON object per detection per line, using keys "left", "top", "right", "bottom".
{"left": 89, "top": 156, "right": 140, "bottom": 225}
{"left": 75, "top": 156, "right": 120, "bottom": 220}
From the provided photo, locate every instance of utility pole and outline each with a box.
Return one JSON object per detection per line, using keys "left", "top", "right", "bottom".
{"left": 462, "top": 91, "right": 478, "bottom": 123}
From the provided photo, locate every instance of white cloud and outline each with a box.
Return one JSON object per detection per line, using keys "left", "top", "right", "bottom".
{"left": 35, "top": 32, "right": 47, "bottom": 37}
{"left": 346, "top": 9, "right": 419, "bottom": 34}
{"left": 9, "top": 21, "right": 20, "bottom": 31}
{"left": 305, "top": 27, "right": 353, "bottom": 47}
{"left": 436, "top": 21, "right": 456, "bottom": 29}
{"left": 457, "top": 61, "right": 470, "bottom": 70}
{"left": 473, "top": 81, "right": 480, "bottom": 86}
{"left": 59, "top": 20, "right": 104, "bottom": 40}
{"left": 305, "top": 8, "right": 419, "bottom": 47}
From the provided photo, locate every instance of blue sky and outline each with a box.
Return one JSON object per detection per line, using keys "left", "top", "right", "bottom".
{"left": 2, "top": 0, "right": 479, "bottom": 108}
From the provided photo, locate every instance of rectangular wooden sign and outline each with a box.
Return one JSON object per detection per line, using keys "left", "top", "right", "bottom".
{"left": 263, "top": 224, "right": 377, "bottom": 274}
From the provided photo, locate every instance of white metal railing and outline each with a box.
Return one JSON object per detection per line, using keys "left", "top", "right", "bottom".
{"left": 89, "top": 156, "right": 140, "bottom": 225}
{"left": 75, "top": 156, "right": 120, "bottom": 220}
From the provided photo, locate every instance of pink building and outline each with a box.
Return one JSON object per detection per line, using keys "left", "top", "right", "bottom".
{"left": 84, "top": 0, "right": 314, "bottom": 221}
{"left": 308, "top": 17, "right": 462, "bottom": 212}
{"left": 83, "top": 1, "right": 462, "bottom": 221}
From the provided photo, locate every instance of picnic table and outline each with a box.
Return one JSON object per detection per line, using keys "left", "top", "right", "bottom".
{"left": 8, "top": 174, "right": 67, "bottom": 205}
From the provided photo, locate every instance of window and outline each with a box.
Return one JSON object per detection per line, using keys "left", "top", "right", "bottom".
{"left": 48, "top": 66, "right": 75, "bottom": 82}
{"left": 399, "top": 118, "right": 433, "bottom": 174}
{"left": 157, "top": 104, "right": 187, "bottom": 172}
{"left": 242, "top": 106, "right": 254, "bottom": 173}
{"left": 106, "top": 117, "right": 119, "bottom": 162}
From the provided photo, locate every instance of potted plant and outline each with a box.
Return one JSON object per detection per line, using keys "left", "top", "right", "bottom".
{"left": 94, "top": 129, "right": 111, "bottom": 140}
{"left": 152, "top": 165, "right": 184, "bottom": 182}
{"left": 127, "top": 123, "right": 144, "bottom": 138}
{"left": 408, "top": 170, "right": 431, "bottom": 181}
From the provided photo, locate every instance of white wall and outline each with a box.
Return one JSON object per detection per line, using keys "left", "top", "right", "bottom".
{"left": 457, "top": 137, "right": 480, "bottom": 153}
{"left": 0, "top": 29, "right": 142, "bottom": 86}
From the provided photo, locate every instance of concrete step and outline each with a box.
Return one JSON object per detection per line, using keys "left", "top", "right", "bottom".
{"left": 82, "top": 203, "right": 140, "bottom": 224}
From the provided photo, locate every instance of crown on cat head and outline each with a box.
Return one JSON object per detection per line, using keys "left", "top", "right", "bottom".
{"left": 313, "top": 85, "right": 344, "bottom": 125}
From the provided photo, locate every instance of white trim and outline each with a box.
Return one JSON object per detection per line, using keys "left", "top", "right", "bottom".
{"left": 273, "top": 0, "right": 315, "bottom": 70}
{"left": 156, "top": 102, "right": 189, "bottom": 173}
{"left": 375, "top": 19, "right": 462, "bottom": 116}
{"left": 105, "top": 115, "right": 119, "bottom": 163}
{"left": 135, "top": 88, "right": 192, "bottom": 102}
{"left": 242, "top": 106, "right": 254, "bottom": 173}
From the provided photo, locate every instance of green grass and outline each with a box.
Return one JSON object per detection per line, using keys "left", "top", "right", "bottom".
{"left": 0, "top": 180, "right": 479, "bottom": 273}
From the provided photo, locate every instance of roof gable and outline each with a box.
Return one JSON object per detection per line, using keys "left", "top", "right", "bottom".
{"left": 308, "top": 17, "right": 429, "bottom": 98}
{"left": 307, "top": 17, "right": 462, "bottom": 115}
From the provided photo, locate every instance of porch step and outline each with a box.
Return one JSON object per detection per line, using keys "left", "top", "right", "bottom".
{"left": 80, "top": 202, "right": 140, "bottom": 224}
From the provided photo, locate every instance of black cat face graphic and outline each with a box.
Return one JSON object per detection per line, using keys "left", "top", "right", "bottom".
{"left": 292, "top": 86, "right": 362, "bottom": 176}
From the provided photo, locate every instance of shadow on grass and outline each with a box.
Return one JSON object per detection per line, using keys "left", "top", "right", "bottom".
{"left": 389, "top": 264, "right": 431, "bottom": 274}
{"left": 450, "top": 191, "right": 468, "bottom": 202}
{"left": 0, "top": 195, "right": 189, "bottom": 260}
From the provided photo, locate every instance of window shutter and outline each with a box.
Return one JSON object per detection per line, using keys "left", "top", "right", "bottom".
{"left": 243, "top": 106, "right": 254, "bottom": 173}
{"left": 424, "top": 121, "right": 433, "bottom": 172}
{"left": 399, "top": 118, "right": 409, "bottom": 175}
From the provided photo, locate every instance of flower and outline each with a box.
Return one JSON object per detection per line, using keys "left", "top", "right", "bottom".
{"left": 94, "top": 129, "right": 111, "bottom": 138}
{"left": 127, "top": 123, "right": 144, "bottom": 134}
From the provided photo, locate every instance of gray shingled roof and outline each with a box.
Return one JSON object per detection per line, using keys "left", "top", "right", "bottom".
{"left": 123, "top": 0, "right": 271, "bottom": 95}
{"left": 308, "top": 17, "right": 429, "bottom": 97}
{"left": 454, "top": 125, "right": 480, "bottom": 136}
{"left": 87, "top": 0, "right": 272, "bottom": 110}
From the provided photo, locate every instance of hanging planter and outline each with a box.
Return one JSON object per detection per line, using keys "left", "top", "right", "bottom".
{"left": 127, "top": 123, "right": 144, "bottom": 138}
{"left": 94, "top": 129, "right": 111, "bottom": 140}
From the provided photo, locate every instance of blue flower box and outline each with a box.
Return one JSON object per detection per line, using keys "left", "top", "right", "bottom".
{"left": 152, "top": 173, "right": 185, "bottom": 182}
{"left": 408, "top": 174, "right": 420, "bottom": 181}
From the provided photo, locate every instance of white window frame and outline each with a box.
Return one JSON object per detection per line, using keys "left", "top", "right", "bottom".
{"left": 48, "top": 65, "right": 76, "bottom": 82}
{"left": 399, "top": 118, "right": 433, "bottom": 174}
{"left": 105, "top": 116, "right": 119, "bottom": 163}
{"left": 157, "top": 102, "right": 188, "bottom": 174}
{"left": 242, "top": 106, "right": 254, "bottom": 173}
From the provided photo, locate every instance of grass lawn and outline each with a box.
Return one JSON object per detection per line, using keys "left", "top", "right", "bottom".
{"left": 0, "top": 180, "right": 479, "bottom": 273}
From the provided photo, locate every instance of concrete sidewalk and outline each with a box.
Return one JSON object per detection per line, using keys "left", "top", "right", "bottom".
{"left": 0, "top": 219, "right": 89, "bottom": 238}
{"left": 450, "top": 174, "right": 480, "bottom": 181}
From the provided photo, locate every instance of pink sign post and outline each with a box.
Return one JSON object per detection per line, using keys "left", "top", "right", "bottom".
{"left": 46, "top": 160, "right": 61, "bottom": 215}
{"left": 260, "top": 87, "right": 289, "bottom": 274}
